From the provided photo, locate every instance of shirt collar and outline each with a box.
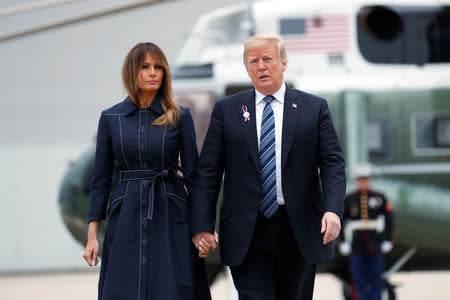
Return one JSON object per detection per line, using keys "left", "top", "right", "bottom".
{"left": 255, "top": 82, "right": 286, "bottom": 105}
{"left": 123, "top": 96, "right": 164, "bottom": 117}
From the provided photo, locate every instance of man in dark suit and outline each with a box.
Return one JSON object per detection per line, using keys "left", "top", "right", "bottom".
{"left": 191, "top": 34, "right": 346, "bottom": 300}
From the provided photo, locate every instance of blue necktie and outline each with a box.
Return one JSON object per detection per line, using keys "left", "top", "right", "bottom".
{"left": 259, "top": 95, "right": 278, "bottom": 218}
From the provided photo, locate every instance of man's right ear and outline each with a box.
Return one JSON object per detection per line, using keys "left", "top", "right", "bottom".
{"left": 281, "top": 59, "right": 287, "bottom": 72}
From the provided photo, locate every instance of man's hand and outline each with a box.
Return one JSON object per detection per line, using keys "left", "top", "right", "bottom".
{"left": 192, "top": 232, "right": 218, "bottom": 258}
{"left": 321, "top": 212, "right": 341, "bottom": 245}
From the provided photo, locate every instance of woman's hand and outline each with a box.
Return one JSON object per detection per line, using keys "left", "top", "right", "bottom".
{"left": 83, "top": 238, "right": 99, "bottom": 267}
{"left": 83, "top": 220, "right": 100, "bottom": 266}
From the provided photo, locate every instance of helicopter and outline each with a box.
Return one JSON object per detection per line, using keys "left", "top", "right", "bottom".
{"left": 55, "top": 0, "right": 450, "bottom": 299}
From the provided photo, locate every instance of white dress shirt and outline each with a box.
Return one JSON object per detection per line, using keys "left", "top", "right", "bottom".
{"left": 255, "top": 83, "right": 285, "bottom": 205}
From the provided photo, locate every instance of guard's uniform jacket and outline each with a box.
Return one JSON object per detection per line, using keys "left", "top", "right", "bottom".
{"left": 342, "top": 190, "right": 394, "bottom": 255}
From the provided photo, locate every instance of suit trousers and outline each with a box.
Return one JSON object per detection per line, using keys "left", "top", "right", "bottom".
{"left": 230, "top": 206, "right": 316, "bottom": 300}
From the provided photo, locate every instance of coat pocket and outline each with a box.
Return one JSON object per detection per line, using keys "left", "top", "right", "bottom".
{"left": 107, "top": 182, "right": 129, "bottom": 217}
{"left": 165, "top": 182, "right": 189, "bottom": 224}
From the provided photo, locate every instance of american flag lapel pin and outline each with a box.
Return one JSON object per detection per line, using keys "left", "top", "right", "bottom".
{"left": 292, "top": 103, "right": 297, "bottom": 109}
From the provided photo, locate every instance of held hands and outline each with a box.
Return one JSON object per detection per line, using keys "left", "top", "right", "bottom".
{"left": 192, "top": 232, "right": 218, "bottom": 258}
{"left": 321, "top": 212, "right": 341, "bottom": 245}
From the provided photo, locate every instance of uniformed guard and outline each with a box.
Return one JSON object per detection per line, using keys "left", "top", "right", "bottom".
{"left": 339, "top": 163, "right": 395, "bottom": 300}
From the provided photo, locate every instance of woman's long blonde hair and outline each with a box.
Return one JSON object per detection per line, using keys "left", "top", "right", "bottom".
{"left": 122, "top": 42, "right": 180, "bottom": 126}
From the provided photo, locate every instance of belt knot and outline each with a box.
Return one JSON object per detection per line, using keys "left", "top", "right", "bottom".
{"left": 119, "top": 166, "right": 188, "bottom": 220}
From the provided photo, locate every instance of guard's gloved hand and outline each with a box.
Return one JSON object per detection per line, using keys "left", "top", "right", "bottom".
{"left": 338, "top": 241, "right": 352, "bottom": 256}
{"left": 381, "top": 240, "right": 393, "bottom": 253}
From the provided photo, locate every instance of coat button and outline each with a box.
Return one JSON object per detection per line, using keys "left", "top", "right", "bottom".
{"left": 141, "top": 257, "right": 146, "bottom": 264}
{"left": 143, "top": 180, "right": 147, "bottom": 186}
{"left": 140, "top": 144, "right": 144, "bottom": 151}
{"left": 141, "top": 126, "right": 145, "bottom": 132}
{"left": 143, "top": 239, "right": 147, "bottom": 245}
{"left": 143, "top": 219, "right": 147, "bottom": 226}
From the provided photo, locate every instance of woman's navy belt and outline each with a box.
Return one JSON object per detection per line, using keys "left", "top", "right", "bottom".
{"left": 119, "top": 166, "right": 188, "bottom": 220}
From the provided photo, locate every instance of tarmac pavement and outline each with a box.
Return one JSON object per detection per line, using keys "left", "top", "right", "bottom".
{"left": 1, "top": 269, "right": 450, "bottom": 299}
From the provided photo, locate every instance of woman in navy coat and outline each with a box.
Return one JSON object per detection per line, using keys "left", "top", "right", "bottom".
{"left": 83, "top": 42, "right": 211, "bottom": 300}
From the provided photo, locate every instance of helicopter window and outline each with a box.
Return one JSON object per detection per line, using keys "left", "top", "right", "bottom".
{"left": 172, "top": 64, "right": 213, "bottom": 79}
{"left": 434, "top": 117, "right": 450, "bottom": 147}
{"left": 224, "top": 82, "right": 295, "bottom": 97}
{"left": 225, "top": 85, "right": 255, "bottom": 96}
{"left": 205, "top": 9, "right": 248, "bottom": 44}
{"left": 415, "top": 115, "right": 437, "bottom": 150}
{"left": 413, "top": 114, "right": 450, "bottom": 154}
{"left": 367, "top": 120, "right": 390, "bottom": 157}
{"left": 357, "top": 5, "right": 450, "bottom": 65}
{"left": 176, "top": 7, "right": 249, "bottom": 65}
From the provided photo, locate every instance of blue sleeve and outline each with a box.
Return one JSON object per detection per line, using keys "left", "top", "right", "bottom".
{"left": 190, "top": 101, "right": 225, "bottom": 234}
{"left": 88, "top": 111, "right": 114, "bottom": 222}
{"left": 318, "top": 99, "right": 346, "bottom": 217}
{"left": 179, "top": 107, "right": 199, "bottom": 197}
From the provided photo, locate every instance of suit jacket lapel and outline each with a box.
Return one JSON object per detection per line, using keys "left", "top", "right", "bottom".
{"left": 281, "top": 86, "right": 301, "bottom": 170}
{"left": 241, "top": 89, "right": 260, "bottom": 172}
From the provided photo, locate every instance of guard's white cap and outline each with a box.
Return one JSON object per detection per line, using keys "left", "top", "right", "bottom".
{"left": 351, "top": 163, "right": 374, "bottom": 178}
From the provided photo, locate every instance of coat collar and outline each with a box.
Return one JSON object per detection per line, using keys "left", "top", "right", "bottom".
{"left": 123, "top": 96, "right": 164, "bottom": 117}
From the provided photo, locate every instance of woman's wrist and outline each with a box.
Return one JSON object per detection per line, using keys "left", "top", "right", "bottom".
{"left": 88, "top": 232, "right": 98, "bottom": 241}
{"left": 87, "top": 220, "right": 100, "bottom": 241}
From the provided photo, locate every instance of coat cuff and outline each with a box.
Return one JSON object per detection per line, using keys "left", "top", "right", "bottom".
{"left": 88, "top": 212, "right": 106, "bottom": 223}
{"left": 190, "top": 222, "right": 215, "bottom": 236}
